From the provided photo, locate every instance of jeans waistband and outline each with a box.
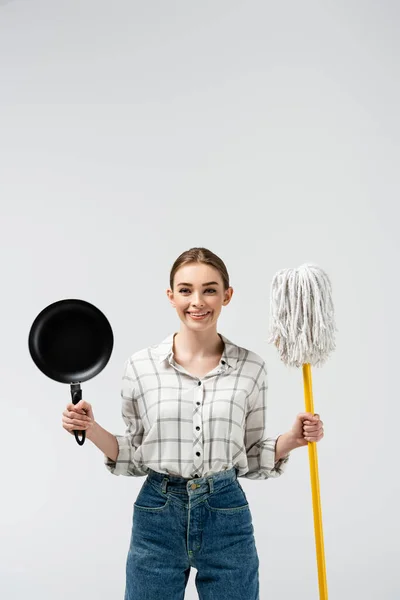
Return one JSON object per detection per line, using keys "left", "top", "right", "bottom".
{"left": 146, "top": 467, "right": 238, "bottom": 494}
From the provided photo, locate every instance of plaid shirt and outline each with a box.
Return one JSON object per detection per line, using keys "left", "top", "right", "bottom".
{"left": 104, "top": 332, "right": 290, "bottom": 479}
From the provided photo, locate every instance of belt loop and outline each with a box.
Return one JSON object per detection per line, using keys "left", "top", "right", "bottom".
{"left": 161, "top": 477, "right": 169, "bottom": 494}
{"left": 207, "top": 477, "right": 214, "bottom": 493}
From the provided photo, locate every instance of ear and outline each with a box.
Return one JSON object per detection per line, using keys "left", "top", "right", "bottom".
{"left": 166, "top": 289, "right": 175, "bottom": 307}
{"left": 223, "top": 287, "right": 233, "bottom": 305}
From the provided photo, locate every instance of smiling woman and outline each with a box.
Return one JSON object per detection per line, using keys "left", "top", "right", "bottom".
{"left": 165, "top": 248, "right": 234, "bottom": 359}
{"left": 69, "top": 246, "right": 291, "bottom": 600}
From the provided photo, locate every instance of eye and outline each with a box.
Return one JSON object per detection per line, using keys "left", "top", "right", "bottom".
{"left": 178, "top": 288, "right": 217, "bottom": 294}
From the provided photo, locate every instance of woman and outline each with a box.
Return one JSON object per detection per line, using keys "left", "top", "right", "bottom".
{"left": 62, "top": 247, "right": 324, "bottom": 600}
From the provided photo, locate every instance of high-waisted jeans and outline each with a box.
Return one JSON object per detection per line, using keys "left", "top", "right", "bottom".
{"left": 124, "top": 466, "right": 260, "bottom": 600}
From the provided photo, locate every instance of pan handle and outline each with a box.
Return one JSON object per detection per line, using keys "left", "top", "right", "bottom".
{"left": 70, "top": 383, "right": 86, "bottom": 446}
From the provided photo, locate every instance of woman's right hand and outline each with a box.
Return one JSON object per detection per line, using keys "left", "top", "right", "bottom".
{"left": 62, "top": 399, "right": 95, "bottom": 438}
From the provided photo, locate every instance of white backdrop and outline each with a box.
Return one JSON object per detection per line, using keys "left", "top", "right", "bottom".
{"left": 1, "top": 1, "right": 399, "bottom": 599}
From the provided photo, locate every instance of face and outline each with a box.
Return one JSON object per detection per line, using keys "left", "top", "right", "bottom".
{"left": 166, "top": 263, "right": 233, "bottom": 330}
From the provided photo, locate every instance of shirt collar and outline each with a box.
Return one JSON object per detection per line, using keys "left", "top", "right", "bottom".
{"left": 153, "top": 332, "right": 239, "bottom": 370}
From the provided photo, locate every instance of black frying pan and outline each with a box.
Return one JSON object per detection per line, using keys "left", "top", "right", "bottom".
{"left": 28, "top": 299, "right": 114, "bottom": 445}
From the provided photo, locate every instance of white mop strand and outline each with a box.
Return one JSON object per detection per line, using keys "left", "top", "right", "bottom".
{"left": 268, "top": 264, "right": 336, "bottom": 367}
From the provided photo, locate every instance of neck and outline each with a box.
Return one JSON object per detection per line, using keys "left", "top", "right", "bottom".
{"left": 173, "top": 328, "right": 224, "bottom": 359}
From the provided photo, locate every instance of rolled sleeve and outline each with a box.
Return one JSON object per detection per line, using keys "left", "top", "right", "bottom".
{"left": 243, "top": 362, "right": 290, "bottom": 480}
{"left": 104, "top": 359, "right": 149, "bottom": 477}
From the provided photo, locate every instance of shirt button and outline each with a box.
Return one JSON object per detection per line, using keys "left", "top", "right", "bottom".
{"left": 196, "top": 451, "right": 200, "bottom": 456}
{"left": 198, "top": 381, "right": 201, "bottom": 386}
{"left": 196, "top": 402, "right": 200, "bottom": 405}
{"left": 196, "top": 426, "right": 200, "bottom": 430}
{"left": 194, "top": 474, "right": 199, "bottom": 478}
{"left": 221, "top": 360, "right": 225, "bottom": 364}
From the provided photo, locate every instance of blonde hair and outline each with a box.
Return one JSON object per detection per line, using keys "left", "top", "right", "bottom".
{"left": 170, "top": 247, "right": 230, "bottom": 291}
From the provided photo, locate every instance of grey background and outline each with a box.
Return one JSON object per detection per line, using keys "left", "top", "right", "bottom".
{"left": 1, "top": 1, "right": 398, "bottom": 598}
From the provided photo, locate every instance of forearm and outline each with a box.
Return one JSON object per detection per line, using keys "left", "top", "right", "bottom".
{"left": 275, "top": 431, "right": 300, "bottom": 462}
{"left": 86, "top": 422, "right": 119, "bottom": 462}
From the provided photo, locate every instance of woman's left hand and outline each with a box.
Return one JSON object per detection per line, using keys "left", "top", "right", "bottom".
{"left": 291, "top": 413, "right": 324, "bottom": 447}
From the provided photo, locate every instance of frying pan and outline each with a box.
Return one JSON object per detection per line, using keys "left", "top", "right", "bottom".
{"left": 28, "top": 299, "right": 114, "bottom": 445}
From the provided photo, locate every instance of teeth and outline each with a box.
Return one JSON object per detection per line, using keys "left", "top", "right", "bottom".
{"left": 189, "top": 312, "right": 209, "bottom": 316}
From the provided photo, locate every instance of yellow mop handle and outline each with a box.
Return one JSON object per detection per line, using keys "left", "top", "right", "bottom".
{"left": 302, "top": 363, "right": 328, "bottom": 600}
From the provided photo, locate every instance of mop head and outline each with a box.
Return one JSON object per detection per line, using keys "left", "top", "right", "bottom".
{"left": 268, "top": 263, "right": 336, "bottom": 368}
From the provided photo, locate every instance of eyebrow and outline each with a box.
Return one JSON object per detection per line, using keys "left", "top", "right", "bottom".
{"left": 176, "top": 281, "right": 220, "bottom": 287}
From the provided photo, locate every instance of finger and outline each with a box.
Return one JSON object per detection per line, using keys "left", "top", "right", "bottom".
{"left": 75, "top": 400, "right": 91, "bottom": 410}
{"left": 64, "top": 424, "right": 87, "bottom": 433}
{"left": 303, "top": 414, "right": 320, "bottom": 422}
{"left": 63, "top": 423, "right": 75, "bottom": 434}
{"left": 299, "top": 413, "right": 314, "bottom": 420}
{"left": 305, "top": 419, "right": 323, "bottom": 429}
{"left": 303, "top": 430, "right": 322, "bottom": 441}
{"left": 64, "top": 417, "right": 89, "bottom": 429}
{"left": 64, "top": 413, "right": 91, "bottom": 425}
{"left": 67, "top": 400, "right": 91, "bottom": 412}
{"left": 305, "top": 430, "right": 324, "bottom": 441}
{"left": 64, "top": 415, "right": 88, "bottom": 426}
{"left": 303, "top": 423, "right": 320, "bottom": 432}
{"left": 304, "top": 428, "right": 323, "bottom": 438}
{"left": 66, "top": 405, "right": 85, "bottom": 415}
{"left": 66, "top": 410, "right": 91, "bottom": 421}
{"left": 71, "top": 407, "right": 88, "bottom": 415}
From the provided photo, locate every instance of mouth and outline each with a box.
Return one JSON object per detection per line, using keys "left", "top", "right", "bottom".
{"left": 186, "top": 311, "right": 211, "bottom": 320}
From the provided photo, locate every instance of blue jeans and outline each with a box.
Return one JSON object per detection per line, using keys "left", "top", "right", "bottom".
{"left": 125, "top": 466, "right": 260, "bottom": 600}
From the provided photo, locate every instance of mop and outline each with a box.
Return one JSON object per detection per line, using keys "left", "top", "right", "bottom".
{"left": 269, "top": 263, "right": 336, "bottom": 600}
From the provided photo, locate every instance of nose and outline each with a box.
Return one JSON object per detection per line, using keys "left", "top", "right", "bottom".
{"left": 191, "top": 292, "right": 204, "bottom": 307}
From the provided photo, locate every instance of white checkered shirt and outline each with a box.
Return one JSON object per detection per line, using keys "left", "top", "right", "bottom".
{"left": 104, "top": 332, "right": 290, "bottom": 479}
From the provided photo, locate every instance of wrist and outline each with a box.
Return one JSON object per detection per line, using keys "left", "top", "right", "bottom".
{"left": 286, "top": 429, "right": 302, "bottom": 449}
{"left": 275, "top": 430, "right": 301, "bottom": 462}
{"left": 86, "top": 421, "right": 99, "bottom": 442}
